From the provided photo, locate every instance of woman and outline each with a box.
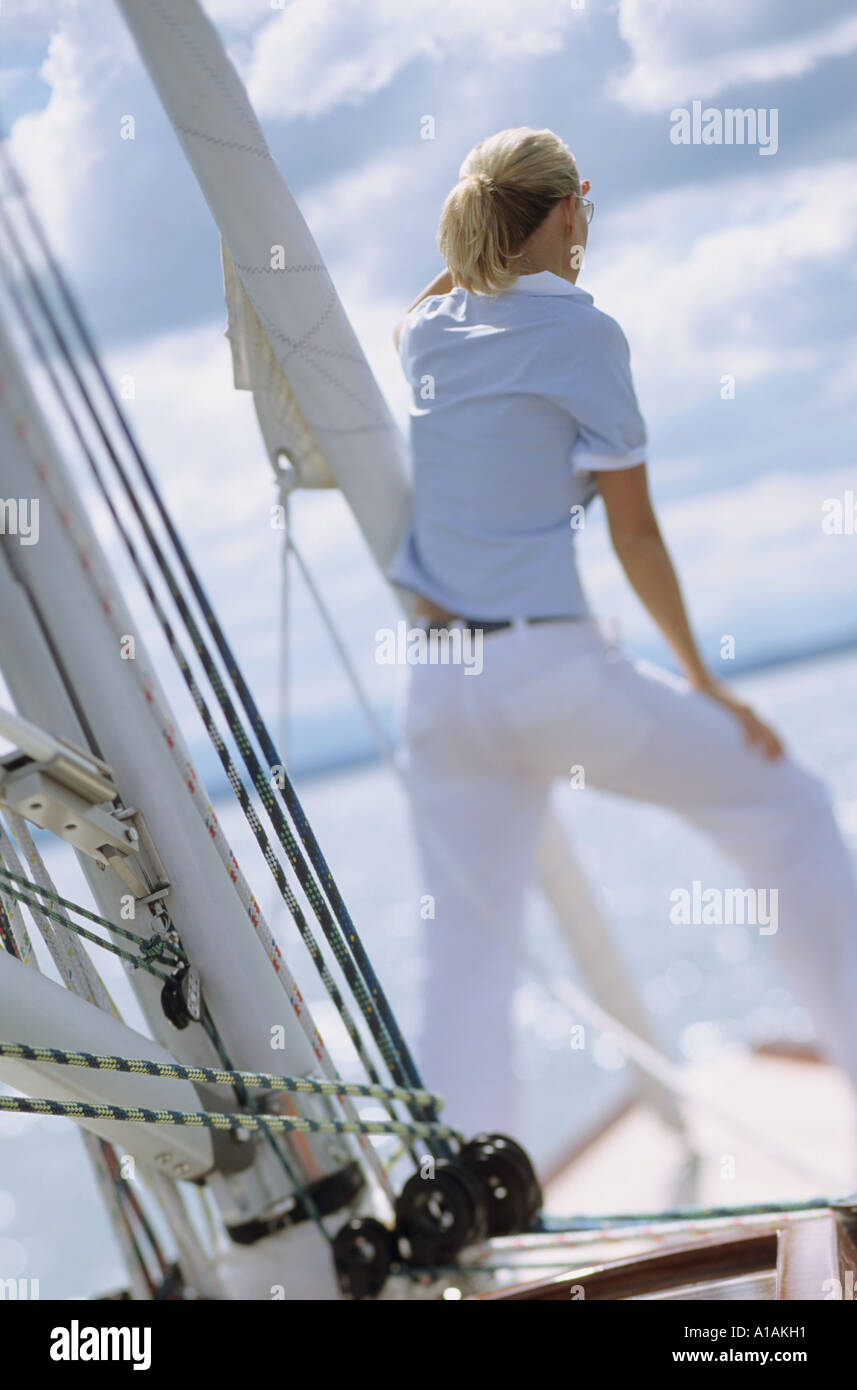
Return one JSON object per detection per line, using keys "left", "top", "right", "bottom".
{"left": 389, "top": 127, "right": 857, "bottom": 1142}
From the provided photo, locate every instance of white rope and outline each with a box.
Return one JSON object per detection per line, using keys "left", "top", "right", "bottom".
{"left": 286, "top": 531, "right": 847, "bottom": 1193}
{"left": 1, "top": 812, "right": 118, "bottom": 1013}
{"left": 276, "top": 460, "right": 295, "bottom": 766}
{"left": 0, "top": 821, "right": 36, "bottom": 966}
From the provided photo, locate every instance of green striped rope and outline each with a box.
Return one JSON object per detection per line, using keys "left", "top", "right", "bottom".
{"left": 0, "top": 1040, "right": 443, "bottom": 1109}
{"left": 0, "top": 1092, "right": 462, "bottom": 1143}
{"left": 0, "top": 879, "right": 180, "bottom": 979}
{"left": 538, "top": 1194, "right": 856, "bottom": 1230}
{"left": 0, "top": 866, "right": 186, "bottom": 961}
{"left": 0, "top": 894, "right": 21, "bottom": 959}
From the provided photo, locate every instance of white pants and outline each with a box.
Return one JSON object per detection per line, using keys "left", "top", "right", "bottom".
{"left": 397, "top": 619, "right": 857, "bottom": 1140}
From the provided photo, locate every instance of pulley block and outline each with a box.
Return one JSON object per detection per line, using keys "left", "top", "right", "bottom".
{"left": 394, "top": 1158, "right": 490, "bottom": 1266}
{"left": 459, "top": 1132, "right": 543, "bottom": 1236}
{"left": 332, "top": 1217, "right": 396, "bottom": 1300}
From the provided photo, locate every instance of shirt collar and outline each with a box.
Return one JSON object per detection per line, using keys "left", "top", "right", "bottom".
{"left": 505, "top": 270, "right": 592, "bottom": 301}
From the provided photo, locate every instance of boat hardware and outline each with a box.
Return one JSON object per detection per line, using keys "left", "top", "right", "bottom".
{"left": 334, "top": 1135, "right": 543, "bottom": 1296}
{"left": 226, "top": 1159, "right": 365, "bottom": 1246}
{"left": 332, "top": 1218, "right": 396, "bottom": 1299}
{"left": 394, "top": 1159, "right": 490, "bottom": 1267}
{"left": 161, "top": 965, "right": 202, "bottom": 1030}
{"left": 0, "top": 708, "right": 148, "bottom": 885}
{"left": 459, "top": 1134, "right": 543, "bottom": 1237}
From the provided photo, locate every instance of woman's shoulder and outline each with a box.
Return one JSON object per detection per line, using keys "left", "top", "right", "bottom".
{"left": 541, "top": 295, "right": 631, "bottom": 361}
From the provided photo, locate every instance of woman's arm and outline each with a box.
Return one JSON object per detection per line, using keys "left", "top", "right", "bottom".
{"left": 595, "top": 463, "right": 784, "bottom": 760}
{"left": 393, "top": 267, "right": 454, "bottom": 350}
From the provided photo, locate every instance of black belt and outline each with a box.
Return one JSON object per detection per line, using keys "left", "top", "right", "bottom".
{"left": 418, "top": 615, "right": 575, "bottom": 635}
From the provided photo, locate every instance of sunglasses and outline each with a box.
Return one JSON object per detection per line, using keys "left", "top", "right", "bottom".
{"left": 577, "top": 196, "right": 594, "bottom": 225}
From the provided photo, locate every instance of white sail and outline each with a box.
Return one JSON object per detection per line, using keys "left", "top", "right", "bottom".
{"left": 115, "top": 0, "right": 411, "bottom": 575}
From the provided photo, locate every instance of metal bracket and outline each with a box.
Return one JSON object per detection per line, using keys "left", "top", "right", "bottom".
{"left": 0, "top": 708, "right": 148, "bottom": 893}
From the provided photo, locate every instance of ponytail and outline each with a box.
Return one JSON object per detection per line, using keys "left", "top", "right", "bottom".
{"left": 437, "top": 127, "right": 580, "bottom": 295}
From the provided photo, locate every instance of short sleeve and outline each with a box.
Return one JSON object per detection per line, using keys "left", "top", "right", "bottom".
{"left": 397, "top": 312, "right": 412, "bottom": 370}
{"left": 546, "top": 308, "right": 648, "bottom": 472}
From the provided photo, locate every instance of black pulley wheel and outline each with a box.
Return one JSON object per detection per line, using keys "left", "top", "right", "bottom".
{"left": 464, "top": 1133, "right": 543, "bottom": 1232}
{"left": 332, "top": 1217, "right": 395, "bottom": 1299}
{"left": 394, "top": 1160, "right": 490, "bottom": 1266}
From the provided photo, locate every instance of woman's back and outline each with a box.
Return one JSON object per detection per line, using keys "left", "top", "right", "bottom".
{"left": 391, "top": 269, "right": 648, "bottom": 619}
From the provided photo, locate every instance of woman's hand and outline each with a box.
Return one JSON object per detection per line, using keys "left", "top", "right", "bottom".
{"left": 394, "top": 267, "right": 454, "bottom": 349}
{"left": 691, "top": 675, "right": 785, "bottom": 761}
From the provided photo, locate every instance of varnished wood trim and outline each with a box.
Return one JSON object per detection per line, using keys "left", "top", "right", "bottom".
{"left": 837, "top": 1214, "right": 857, "bottom": 1292}
{"left": 752, "top": 1040, "right": 825, "bottom": 1065}
{"left": 775, "top": 1214, "right": 839, "bottom": 1300}
{"left": 470, "top": 1229, "right": 779, "bottom": 1301}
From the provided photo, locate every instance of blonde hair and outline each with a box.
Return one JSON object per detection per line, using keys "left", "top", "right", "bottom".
{"left": 437, "top": 127, "right": 580, "bottom": 296}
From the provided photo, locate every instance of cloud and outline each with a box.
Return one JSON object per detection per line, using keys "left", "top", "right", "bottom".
{"left": 0, "top": 0, "right": 63, "bottom": 38}
{"left": 613, "top": 0, "right": 857, "bottom": 111}
{"left": 584, "top": 158, "right": 857, "bottom": 407}
{"left": 5, "top": 8, "right": 135, "bottom": 266}
{"left": 241, "top": 0, "right": 582, "bottom": 119}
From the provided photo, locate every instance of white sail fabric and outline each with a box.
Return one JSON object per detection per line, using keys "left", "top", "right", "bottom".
{"left": 116, "top": 0, "right": 411, "bottom": 571}
{"left": 221, "top": 239, "right": 334, "bottom": 489}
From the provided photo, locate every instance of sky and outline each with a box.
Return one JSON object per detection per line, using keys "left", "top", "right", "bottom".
{"left": 1, "top": 0, "right": 856, "bottom": 774}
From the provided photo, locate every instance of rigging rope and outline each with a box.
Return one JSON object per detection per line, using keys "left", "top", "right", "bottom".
{"left": 196, "top": 1009, "right": 332, "bottom": 1242}
{"left": 0, "top": 268, "right": 397, "bottom": 1206}
{"left": 0, "top": 867, "right": 184, "bottom": 977}
{"left": 0, "top": 895, "right": 22, "bottom": 960}
{"left": 0, "top": 165, "right": 441, "bottom": 1157}
{"left": 0, "top": 239, "right": 376, "bottom": 1225}
{"left": 0, "top": 1092, "right": 461, "bottom": 1144}
{"left": 0, "top": 1040, "right": 442, "bottom": 1110}
{"left": 0, "top": 146, "right": 433, "bottom": 1122}
{"left": 0, "top": 835, "right": 36, "bottom": 965}
{"left": 0, "top": 866, "right": 186, "bottom": 959}
{"left": 0, "top": 878, "right": 179, "bottom": 978}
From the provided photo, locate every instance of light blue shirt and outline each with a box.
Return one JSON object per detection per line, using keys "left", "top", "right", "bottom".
{"left": 389, "top": 270, "right": 647, "bottom": 619}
